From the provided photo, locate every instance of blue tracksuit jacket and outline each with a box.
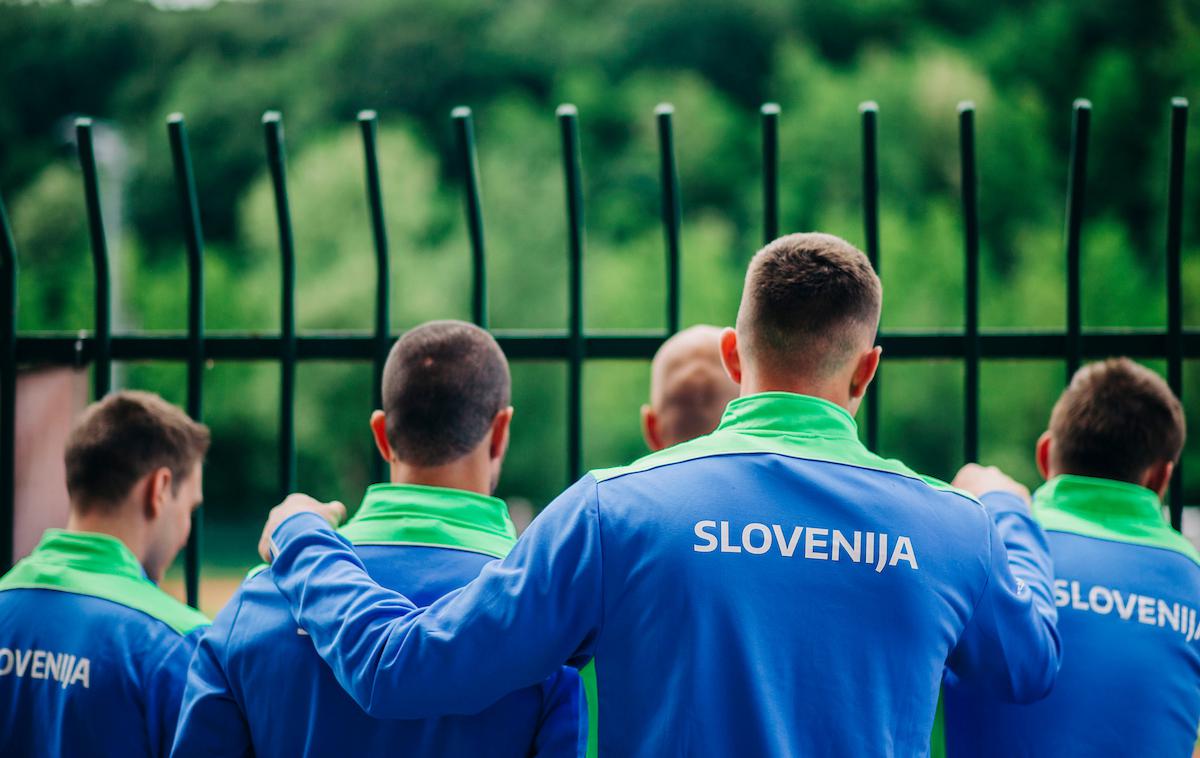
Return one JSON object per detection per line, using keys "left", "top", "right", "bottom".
{"left": 0, "top": 529, "right": 209, "bottom": 757}
{"left": 171, "top": 483, "right": 585, "bottom": 757}
{"left": 944, "top": 474, "right": 1200, "bottom": 756}
{"left": 264, "top": 393, "right": 1061, "bottom": 756}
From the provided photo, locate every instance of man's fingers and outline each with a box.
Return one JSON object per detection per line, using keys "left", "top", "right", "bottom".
{"left": 320, "top": 501, "right": 347, "bottom": 526}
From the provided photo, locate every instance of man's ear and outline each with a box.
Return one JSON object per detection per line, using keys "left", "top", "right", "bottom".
{"left": 848, "top": 346, "right": 882, "bottom": 400}
{"left": 145, "top": 467, "right": 172, "bottom": 521}
{"left": 489, "top": 406, "right": 514, "bottom": 462}
{"left": 1035, "top": 432, "right": 1053, "bottom": 481}
{"left": 1141, "top": 460, "right": 1175, "bottom": 500}
{"left": 719, "top": 328, "right": 742, "bottom": 385}
{"left": 369, "top": 410, "right": 394, "bottom": 464}
{"left": 642, "top": 404, "right": 664, "bottom": 452}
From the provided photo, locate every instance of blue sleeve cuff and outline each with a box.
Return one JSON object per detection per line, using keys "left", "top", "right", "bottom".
{"left": 979, "top": 490, "right": 1030, "bottom": 518}
{"left": 270, "top": 511, "right": 336, "bottom": 561}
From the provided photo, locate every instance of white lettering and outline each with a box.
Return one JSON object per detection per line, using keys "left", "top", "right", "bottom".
{"left": 1138, "top": 596, "right": 1156, "bottom": 625}
{"left": 1054, "top": 579, "right": 1069, "bottom": 607}
{"left": 743, "top": 523, "right": 772, "bottom": 555}
{"left": 14, "top": 649, "right": 31, "bottom": 677}
{"left": 832, "top": 530, "right": 860, "bottom": 562}
{"left": 1159, "top": 600, "right": 1180, "bottom": 631}
{"left": 1114, "top": 591, "right": 1139, "bottom": 620}
{"left": 719, "top": 521, "right": 741, "bottom": 553}
{"left": 69, "top": 658, "right": 89, "bottom": 689}
{"left": 0, "top": 649, "right": 11, "bottom": 676}
{"left": 30, "top": 651, "right": 46, "bottom": 680}
{"left": 772, "top": 525, "right": 803, "bottom": 557}
{"left": 689, "top": 521, "right": 918, "bottom": 572}
{"left": 693, "top": 521, "right": 718, "bottom": 553}
{"left": 890, "top": 536, "right": 919, "bottom": 570}
{"left": 1071, "top": 581, "right": 1089, "bottom": 611}
{"left": 1088, "top": 585, "right": 1113, "bottom": 615}
{"left": 805, "top": 528, "right": 829, "bottom": 560}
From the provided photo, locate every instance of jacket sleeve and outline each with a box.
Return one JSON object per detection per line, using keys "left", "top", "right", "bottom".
{"left": 144, "top": 628, "right": 205, "bottom": 758}
{"left": 946, "top": 490, "right": 1062, "bottom": 703}
{"left": 532, "top": 666, "right": 588, "bottom": 758}
{"left": 268, "top": 475, "right": 606, "bottom": 719}
{"left": 169, "top": 608, "right": 254, "bottom": 758}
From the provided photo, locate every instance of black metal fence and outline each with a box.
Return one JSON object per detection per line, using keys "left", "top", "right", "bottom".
{"left": 0, "top": 98, "right": 1195, "bottom": 609}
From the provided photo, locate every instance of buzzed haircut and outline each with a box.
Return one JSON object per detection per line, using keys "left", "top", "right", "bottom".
{"left": 382, "top": 320, "right": 511, "bottom": 466}
{"left": 737, "top": 233, "right": 882, "bottom": 377}
{"left": 1050, "top": 358, "right": 1186, "bottom": 483}
{"left": 65, "top": 390, "right": 210, "bottom": 512}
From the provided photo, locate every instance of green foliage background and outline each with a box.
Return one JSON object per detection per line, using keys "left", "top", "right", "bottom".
{"left": 3, "top": 0, "right": 1199, "bottom": 571}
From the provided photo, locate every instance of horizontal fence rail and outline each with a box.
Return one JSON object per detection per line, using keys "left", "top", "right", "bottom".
{"left": 0, "top": 98, "right": 1196, "bottom": 608}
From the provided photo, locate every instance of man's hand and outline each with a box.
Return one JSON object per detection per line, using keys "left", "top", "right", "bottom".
{"left": 258, "top": 494, "right": 346, "bottom": 563}
{"left": 952, "top": 463, "right": 1031, "bottom": 503}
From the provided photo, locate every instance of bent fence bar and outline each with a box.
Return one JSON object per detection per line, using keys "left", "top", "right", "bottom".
{"left": 0, "top": 98, "right": 1195, "bottom": 607}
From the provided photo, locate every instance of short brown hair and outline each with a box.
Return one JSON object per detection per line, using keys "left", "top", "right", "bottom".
{"left": 382, "top": 320, "right": 511, "bottom": 466}
{"left": 1049, "top": 358, "right": 1185, "bottom": 483}
{"left": 737, "top": 233, "right": 882, "bottom": 377}
{"left": 65, "top": 390, "right": 210, "bottom": 511}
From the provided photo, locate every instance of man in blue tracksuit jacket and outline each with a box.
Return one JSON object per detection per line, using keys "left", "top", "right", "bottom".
{"left": 0, "top": 391, "right": 211, "bottom": 757}
{"left": 944, "top": 358, "right": 1200, "bottom": 756}
{"left": 258, "top": 233, "right": 1062, "bottom": 756}
{"left": 171, "top": 321, "right": 584, "bottom": 757}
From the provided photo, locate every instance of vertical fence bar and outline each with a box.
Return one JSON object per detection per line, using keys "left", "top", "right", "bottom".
{"left": 761, "top": 103, "right": 780, "bottom": 245}
{"left": 859, "top": 102, "right": 881, "bottom": 451}
{"left": 1167, "top": 97, "right": 1188, "bottom": 530}
{"left": 656, "top": 104, "right": 682, "bottom": 335}
{"left": 358, "top": 110, "right": 390, "bottom": 485}
{"left": 262, "top": 112, "right": 297, "bottom": 498}
{"left": 167, "top": 114, "right": 206, "bottom": 608}
{"left": 452, "top": 107, "right": 489, "bottom": 329}
{"left": 558, "top": 104, "right": 585, "bottom": 483}
{"left": 0, "top": 193, "right": 16, "bottom": 571}
{"left": 76, "top": 119, "right": 112, "bottom": 398}
{"left": 959, "top": 103, "right": 981, "bottom": 463}
{"left": 1064, "top": 99, "right": 1091, "bottom": 380}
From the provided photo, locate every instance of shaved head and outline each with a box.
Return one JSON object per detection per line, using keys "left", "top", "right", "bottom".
{"left": 643, "top": 325, "right": 739, "bottom": 450}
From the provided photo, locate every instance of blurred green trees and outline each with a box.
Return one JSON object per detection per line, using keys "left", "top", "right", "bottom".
{"left": 2, "top": 0, "right": 1198, "bottom": 568}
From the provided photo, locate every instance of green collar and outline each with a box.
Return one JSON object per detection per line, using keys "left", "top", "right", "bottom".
{"left": 0, "top": 529, "right": 208, "bottom": 634}
{"left": 338, "top": 483, "right": 517, "bottom": 559}
{"left": 716, "top": 392, "right": 860, "bottom": 438}
{"left": 593, "top": 392, "right": 967, "bottom": 498}
{"left": 1034, "top": 475, "right": 1200, "bottom": 565}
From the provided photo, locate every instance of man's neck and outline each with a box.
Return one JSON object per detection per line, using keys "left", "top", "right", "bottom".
{"left": 739, "top": 377, "right": 851, "bottom": 411}
{"left": 65, "top": 507, "right": 148, "bottom": 566}
{"left": 391, "top": 456, "right": 492, "bottom": 496}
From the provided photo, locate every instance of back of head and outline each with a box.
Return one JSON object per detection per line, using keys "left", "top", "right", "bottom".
{"left": 1049, "top": 358, "right": 1185, "bottom": 483}
{"left": 65, "top": 390, "right": 211, "bottom": 512}
{"left": 737, "top": 233, "right": 882, "bottom": 380}
{"left": 650, "top": 325, "right": 738, "bottom": 447}
{"left": 382, "top": 320, "right": 511, "bottom": 466}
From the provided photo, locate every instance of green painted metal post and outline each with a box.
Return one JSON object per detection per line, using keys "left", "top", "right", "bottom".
{"left": 452, "top": 107, "right": 489, "bottom": 329}
{"left": 167, "top": 114, "right": 206, "bottom": 608}
{"left": 358, "top": 110, "right": 391, "bottom": 485}
{"left": 262, "top": 112, "right": 297, "bottom": 498}
{"left": 656, "top": 104, "right": 682, "bottom": 335}
{"left": 860, "top": 101, "right": 881, "bottom": 452}
{"left": 0, "top": 192, "right": 16, "bottom": 571}
{"left": 1166, "top": 98, "right": 1187, "bottom": 531}
{"left": 761, "top": 103, "right": 780, "bottom": 245}
{"left": 558, "top": 104, "right": 585, "bottom": 483}
{"left": 1064, "top": 99, "right": 1091, "bottom": 381}
{"left": 76, "top": 119, "right": 112, "bottom": 398}
{"left": 959, "top": 102, "right": 980, "bottom": 463}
